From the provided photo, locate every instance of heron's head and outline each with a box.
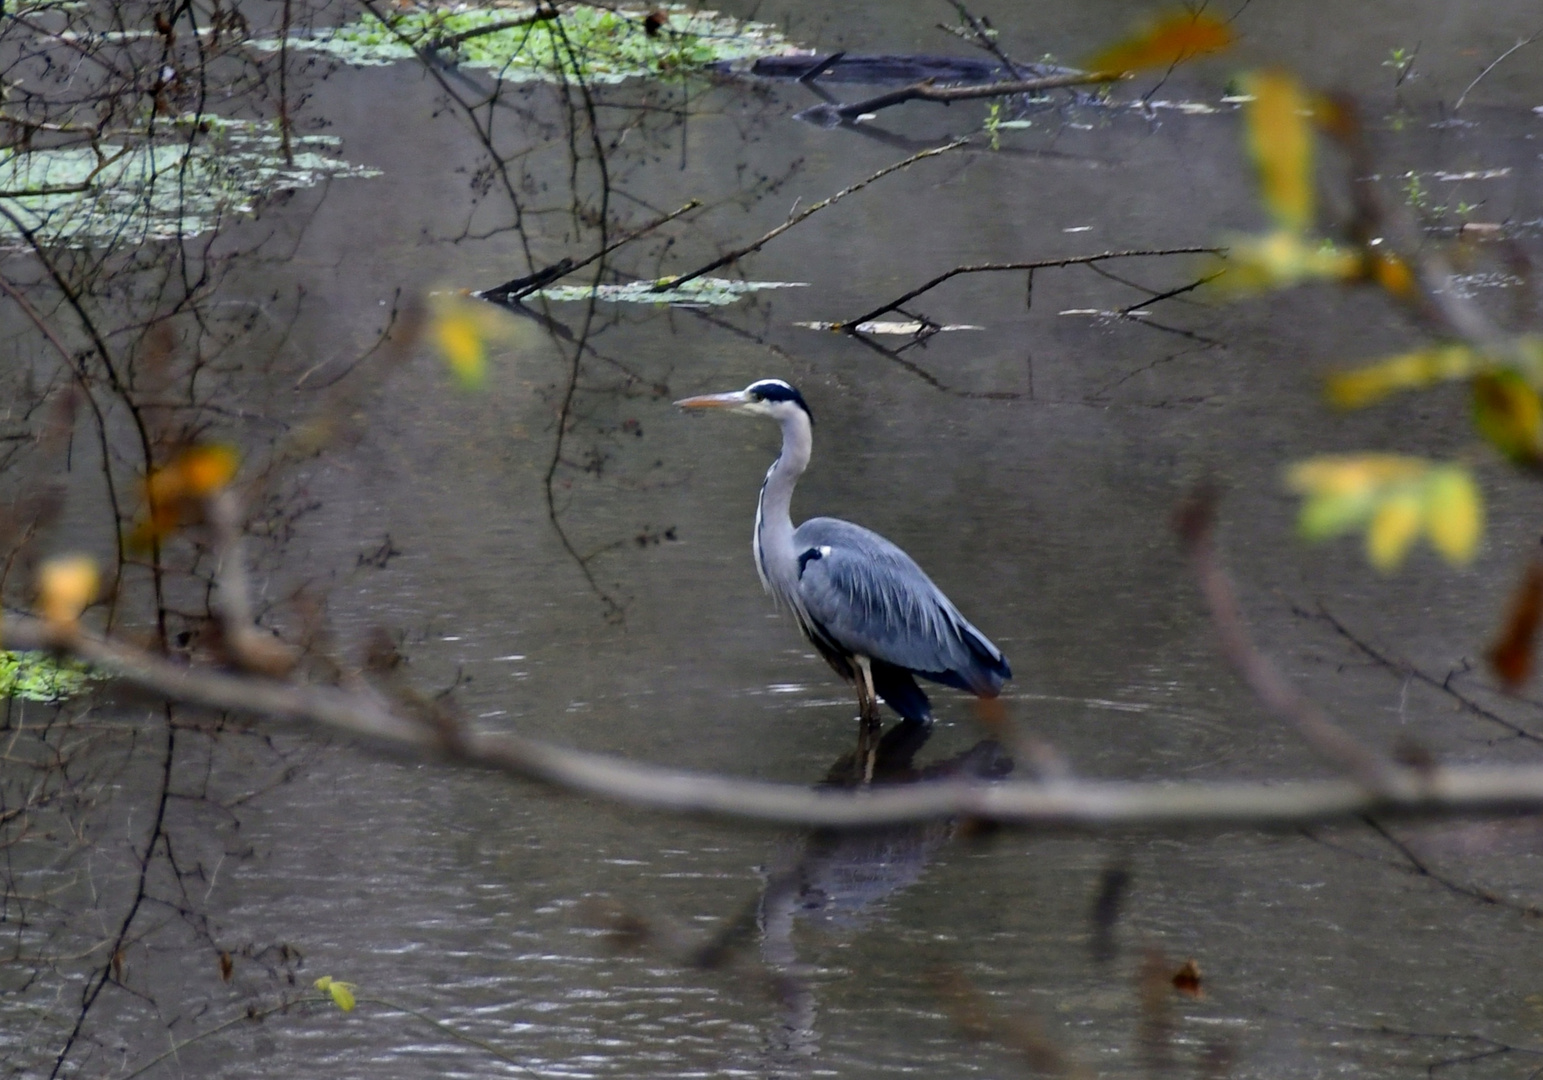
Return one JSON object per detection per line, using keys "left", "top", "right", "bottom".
{"left": 674, "top": 379, "right": 813, "bottom": 424}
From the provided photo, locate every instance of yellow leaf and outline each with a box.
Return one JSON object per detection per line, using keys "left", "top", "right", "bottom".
{"left": 1474, "top": 369, "right": 1543, "bottom": 464}
{"left": 428, "top": 292, "right": 529, "bottom": 389}
{"left": 1208, "top": 231, "right": 1359, "bottom": 295}
{"left": 433, "top": 307, "right": 485, "bottom": 386}
{"left": 1326, "top": 344, "right": 1483, "bottom": 409}
{"left": 1365, "top": 251, "right": 1417, "bottom": 299}
{"left": 1286, "top": 454, "right": 1427, "bottom": 499}
{"left": 1366, "top": 490, "right": 1423, "bottom": 572}
{"left": 133, "top": 444, "right": 242, "bottom": 548}
{"left": 38, "top": 556, "right": 99, "bottom": 629}
{"left": 1424, "top": 466, "right": 1482, "bottom": 565}
{"left": 1243, "top": 71, "right": 1313, "bottom": 233}
{"left": 1085, "top": 11, "right": 1232, "bottom": 75}
{"left": 314, "top": 975, "right": 356, "bottom": 1012}
{"left": 177, "top": 444, "right": 240, "bottom": 496}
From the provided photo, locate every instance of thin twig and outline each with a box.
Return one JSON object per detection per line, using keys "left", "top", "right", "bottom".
{"left": 1453, "top": 28, "right": 1543, "bottom": 111}
{"left": 1360, "top": 816, "right": 1543, "bottom": 918}
{"left": 942, "top": 0, "right": 1026, "bottom": 79}
{"left": 206, "top": 490, "right": 298, "bottom": 676}
{"left": 1306, "top": 604, "right": 1543, "bottom": 746}
{"left": 426, "top": 6, "right": 559, "bottom": 52}
{"left": 660, "top": 138, "right": 972, "bottom": 291}
{"left": 477, "top": 198, "right": 702, "bottom": 305}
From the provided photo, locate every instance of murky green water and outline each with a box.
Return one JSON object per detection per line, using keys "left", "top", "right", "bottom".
{"left": 7, "top": 1, "right": 1543, "bottom": 1076}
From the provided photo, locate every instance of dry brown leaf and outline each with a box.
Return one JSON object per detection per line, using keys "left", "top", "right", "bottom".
{"left": 1171, "top": 958, "right": 1203, "bottom": 998}
{"left": 1489, "top": 561, "right": 1543, "bottom": 691}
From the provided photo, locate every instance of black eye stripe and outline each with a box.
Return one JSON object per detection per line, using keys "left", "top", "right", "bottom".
{"left": 744, "top": 380, "right": 812, "bottom": 420}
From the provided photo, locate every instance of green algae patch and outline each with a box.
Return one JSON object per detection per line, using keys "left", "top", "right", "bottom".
{"left": 0, "top": 116, "right": 380, "bottom": 247}
{"left": 261, "top": 3, "right": 804, "bottom": 84}
{"left": 531, "top": 277, "right": 806, "bottom": 305}
{"left": 0, "top": 651, "right": 96, "bottom": 702}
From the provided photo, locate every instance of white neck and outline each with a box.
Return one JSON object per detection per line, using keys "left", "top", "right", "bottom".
{"left": 753, "top": 408, "right": 812, "bottom": 599}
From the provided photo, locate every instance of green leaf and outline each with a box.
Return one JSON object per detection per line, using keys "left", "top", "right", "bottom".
{"left": 262, "top": 4, "right": 804, "bottom": 85}
{"left": 1285, "top": 455, "right": 1483, "bottom": 573}
{"left": 0, "top": 651, "right": 96, "bottom": 701}
{"left": 1424, "top": 466, "right": 1482, "bottom": 565}
{"left": 1298, "top": 490, "right": 1375, "bottom": 541}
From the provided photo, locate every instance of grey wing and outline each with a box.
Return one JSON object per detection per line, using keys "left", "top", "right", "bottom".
{"left": 792, "top": 517, "right": 1010, "bottom": 696}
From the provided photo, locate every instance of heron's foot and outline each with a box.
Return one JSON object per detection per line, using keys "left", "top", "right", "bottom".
{"left": 855, "top": 708, "right": 883, "bottom": 785}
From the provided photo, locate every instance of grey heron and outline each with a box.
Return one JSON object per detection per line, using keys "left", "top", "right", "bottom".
{"left": 676, "top": 379, "right": 1011, "bottom": 765}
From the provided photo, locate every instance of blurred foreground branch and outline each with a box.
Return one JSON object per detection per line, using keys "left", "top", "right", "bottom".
{"left": 1175, "top": 489, "right": 1408, "bottom": 793}
{"left": 13, "top": 611, "right": 1543, "bottom": 830}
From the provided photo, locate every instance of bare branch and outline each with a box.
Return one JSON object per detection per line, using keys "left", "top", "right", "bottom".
{"left": 797, "top": 70, "right": 1117, "bottom": 127}
{"left": 477, "top": 198, "right": 702, "bottom": 305}
{"left": 206, "top": 490, "right": 298, "bottom": 677}
{"left": 837, "top": 248, "right": 1219, "bottom": 330}
{"left": 13, "top": 613, "right": 1543, "bottom": 830}
{"left": 941, "top": 0, "right": 1029, "bottom": 80}
{"left": 1453, "top": 28, "right": 1543, "bottom": 111}
{"left": 661, "top": 138, "right": 972, "bottom": 291}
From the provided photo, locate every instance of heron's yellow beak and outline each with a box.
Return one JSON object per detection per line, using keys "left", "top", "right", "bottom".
{"left": 674, "top": 390, "right": 751, "bottom": 411}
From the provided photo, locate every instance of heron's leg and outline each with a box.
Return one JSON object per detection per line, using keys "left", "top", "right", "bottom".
{"left": 852, "top": 656, "right": 882, "bottom": 783}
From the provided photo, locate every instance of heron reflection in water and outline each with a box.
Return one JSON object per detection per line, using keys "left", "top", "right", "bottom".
{"left": 675, "top": 379, "right": 1011, "bottom": 772}
{"left": 760, "top": 725, "right": 1013, "bottom": 1070}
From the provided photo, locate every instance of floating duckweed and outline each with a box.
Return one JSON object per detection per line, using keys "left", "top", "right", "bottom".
{"left": 0, "top": 116, "right": 380, "bottom": 247}
{"left": 0, "top": 652, "right": 96, "bottom": 702}
{"left": 261, "top": 3, "right": 804, "bottom": 84}
{"left": 530, "top": 277, "right": 807, "bottom": 305}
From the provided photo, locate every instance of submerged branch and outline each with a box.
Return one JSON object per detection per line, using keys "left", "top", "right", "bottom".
{"left": 797, "top": 70, "right": 1118, "bottom": 127}
{"left": 838, "top": 247, "right": 1218, "bottom": 329}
